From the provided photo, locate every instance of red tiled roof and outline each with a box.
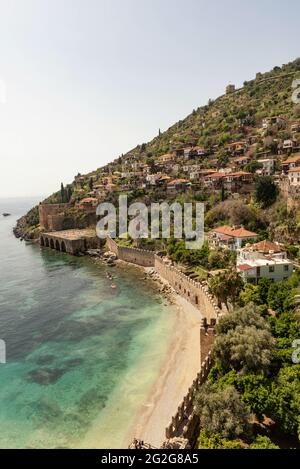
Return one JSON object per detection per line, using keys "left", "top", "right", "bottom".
{"left": 282, "top": 154, "right": 300, "bottom": 164}
{"left": 288, "top": 166, "right": 300, "bottom": 172}
{"left": 247, "top": 240, "right": 283, "bottom": 253}
{"left": 205, "top": 172, "right": 225, "bottom": 179}
{"left": 80, "top": 197, "right": 98, "bottom": 203}
{"left": 213, "top": 225, "right": 257, "bottom": 238}
{"left": 237, "top": 264, "right": 253, "bottom": 271}
{"left": 168, "top": 178, "right": 189, "bottom": 185}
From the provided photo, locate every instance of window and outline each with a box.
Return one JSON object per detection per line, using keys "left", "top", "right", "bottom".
{"left": 284, "top": 265, "right": 289, "bottom": 271}
{"left": 269, "top": 265, "right": 275, "bottom": 273}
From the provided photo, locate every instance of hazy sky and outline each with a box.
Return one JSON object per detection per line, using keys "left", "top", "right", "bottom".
{"left": 0, "top": 0, "right": 299, "bottom": 198}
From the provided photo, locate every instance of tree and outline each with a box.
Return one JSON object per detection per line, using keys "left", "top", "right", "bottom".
{"left": 60, "top": 183, "right": 66, "bottom": 203}
{"left": 209, "top": 270, "right": 243, "bottom": 309}
{"left": 195, "top": 384, "right": 251, "bottom": 439}
{"left": 213, "top": 304, "right": 275, "bottom": 374}
{"left": 254, "top": 176, "right": 278, "bottom": 208}
{"left": 198, "top": 431, "right": 242, "bottom": 449}
{"left": 250, "top": 435, "right": 279, "bottom": 449}
{"left": 267, "top": 365, "right": 300, "bottom": 438}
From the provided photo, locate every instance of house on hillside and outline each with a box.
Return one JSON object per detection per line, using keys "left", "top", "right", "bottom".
{"left": 288, "top": 166, "right": 300, "bottom": 186}
{"left": 232, "top": 155, "right": 251, "bottom": 167}
{"left": 237, "top": 240, "right": 293, "bottom": 284}
{"left": 282, "top": 154, "right": 300, "bottom": 173}
{"left": 167, "top": 178, "right": 190, "bottom": 193}
{"left": 291, "top": 122, "right": 300, "bottom": 133}
{"left": 262, "top": 116, "right": 286, "bottom": 129}
{"left": 282, "top": 139, "right": 297, "bottom": 153}
{"left": 257, "top": 158, "right": 275, "bottom": 176}
{"left": 203, "top": 172, "right": 225, "bottom": 189}
{"left": 76, "top": 197, "right": 99, "bottom": 212}
{"left": 211, "top": 225, "right": 258, "bottom": 251}
{"left": 227, "top": 141, "right": 248, "bottom": 156}
{"left": 222, "top": 171, "right": 254, "bottom": 192}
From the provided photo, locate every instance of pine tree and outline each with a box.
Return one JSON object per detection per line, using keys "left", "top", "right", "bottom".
{"left": 60, "top": 183, "right": 65, "bottom": 203}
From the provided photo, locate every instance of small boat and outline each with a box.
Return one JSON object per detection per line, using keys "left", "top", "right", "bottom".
{"left": 2, "top": 213, "right": 11, "bottom": 217}
{"left": 111, "top": 284, "right": 117, "bottom": 289}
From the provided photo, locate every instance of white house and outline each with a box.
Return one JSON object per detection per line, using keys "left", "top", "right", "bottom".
{"left": 257, "top": 158, "right": 275, "bottom": 176}
{"left": 237, "top": 240, "right": 293, "bottom": 284}
{"left": 211, "top": 225, "right": 258, "bottom": 251}
{"left": 288, "top": 167, "right": 300, "bottom": 186}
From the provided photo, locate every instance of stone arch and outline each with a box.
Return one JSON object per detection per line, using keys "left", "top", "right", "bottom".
{"left": 45, "top": 237, "right": 49, "bottom": 247}
{"left": 61, "top": 241, "right": 66, "bottom": 253}
{"left": 55, "top": 240, "right": 60, "bottom": 251}
{"left": 50, "top": 238, "right": 54, "bottom": 249}
{"left": 40, "top": 237, "right": 45, "bottom": 247}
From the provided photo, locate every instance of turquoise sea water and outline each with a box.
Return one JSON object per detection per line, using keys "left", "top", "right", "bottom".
{"left": 0, "top": 198, "right": 175, "bottom": 448}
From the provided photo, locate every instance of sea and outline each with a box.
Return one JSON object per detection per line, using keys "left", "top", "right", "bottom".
{"left": 0, "top": 197, "right": 175, "bottom": 448}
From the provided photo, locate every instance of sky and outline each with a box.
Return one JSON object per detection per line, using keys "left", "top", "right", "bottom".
{"left": 0, "top": 0, "right": 299, "bottom": 198}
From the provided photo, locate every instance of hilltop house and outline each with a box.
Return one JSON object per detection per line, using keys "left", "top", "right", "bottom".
{"left": 282, "top": 139, "right": 297, "bottom": 153}
{"left": 262, "top": 116, "right": 285, "bottom": 129}
{"left": 288, "top": 167, "right": 300, "bottom": 186}
{"left": 232, "top": 155, "right": 251, "bottom": 167}
{"left": 237, "top": 240, "right": 293, "bottom": 284}
{"left": 257, "top": 158, "right": 275, "bottom": 176}
{"left": 76, "top": 197, "right": 98, "bottom": 212}
{"left": 167, "top": 178, "right": 190, "bottom": 193}
{"left": 291, "top": 121, "right": 300, "bottom": 133}
{"left": 146, "top": 173, "right": 170, "bottom": 187}
{"left": 222, "top": 171, "right": 254, "bottom": 192}
{"left": 211, "top": 225, "right": 257, "bottom": 250}
{"left": 282, "top": 154, "right": 300, "bottom": 173}
{"left": 227, "top": 141, "right": 248, "bottom": 156}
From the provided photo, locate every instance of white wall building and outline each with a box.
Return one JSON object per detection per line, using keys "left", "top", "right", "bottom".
{"left": 288, "top": 167, "right": 300, "bottom": 186}
{"left": 237, "top": 240, "right": 293, "bottom": 284}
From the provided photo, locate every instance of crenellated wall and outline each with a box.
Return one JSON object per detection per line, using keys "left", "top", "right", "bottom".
{"left": 106, "top": 238, "right": 220, "bottom": 322}
{"left": 106, "top": 237, "right": 155, "bottom": 267}
{"left": 154, "top": 256, "right": 219, "bottom": 322}
{"left": 165, "top": 352, "right": 214, "bottom": 446}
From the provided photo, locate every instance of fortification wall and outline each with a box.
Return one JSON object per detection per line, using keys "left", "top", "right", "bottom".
{"left": 106, "top": 238, "right": 155, "bottom": 267}
{"left": 154, "top": 256, "right": 219, "bottom": 322}
{"left": 165, "top": 352, "right": 213, "bottom": 446}
{"left": 106, "top": 238, "right": 220, "bottom": 321}
{"left": 39, "top": 203, "right": 69, "bottom": 231}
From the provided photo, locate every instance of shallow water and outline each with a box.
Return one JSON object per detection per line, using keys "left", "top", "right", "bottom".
{"left": 0, "top": 198, "right": 175, "bottom": 448}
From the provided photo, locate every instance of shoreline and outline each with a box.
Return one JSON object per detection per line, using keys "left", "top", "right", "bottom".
{"left": 123, "top": 266, "right": 202, "bottom": 448}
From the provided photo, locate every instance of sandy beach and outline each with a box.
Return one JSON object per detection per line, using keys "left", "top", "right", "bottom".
{"left": 125, "top": 291, "right": 202, "bottom": 448}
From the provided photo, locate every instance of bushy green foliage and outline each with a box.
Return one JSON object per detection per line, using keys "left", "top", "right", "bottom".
{"left": 213, "top": 304, "right": 275, "bottom": 374}
{"left": 195, "top": 384, "right": 251, "bottom": 439}
{"left": 250, "top": 435, "right": 279, "bottom": 449}
{"left": 254, "top": 176, "right": 278, "bottom": 208}
{"left": 208, "top": 270, "right": 243, "bottom": 308}
{"left": 198, "top": 431, "right": 242, "bottom": 449}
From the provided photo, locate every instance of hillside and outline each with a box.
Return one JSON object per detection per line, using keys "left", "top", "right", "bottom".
{"left": 16, "top": 57, "right": 300, "bottom": 245}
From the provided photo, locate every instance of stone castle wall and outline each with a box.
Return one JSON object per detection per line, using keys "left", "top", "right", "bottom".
{"left": 154, "top": 256, "right": 219, "bottom": 322}
{"left": 106, "top": 238, "right": 220, "bottom": 322}
{"left": 39, "top": 203, "right": 70, "bottom": 231}
{"left": 106, "top": 238, "right": 155, "bottom": 267}
{"left": 165, "top": 352, "right": 214, "bottom": 446}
